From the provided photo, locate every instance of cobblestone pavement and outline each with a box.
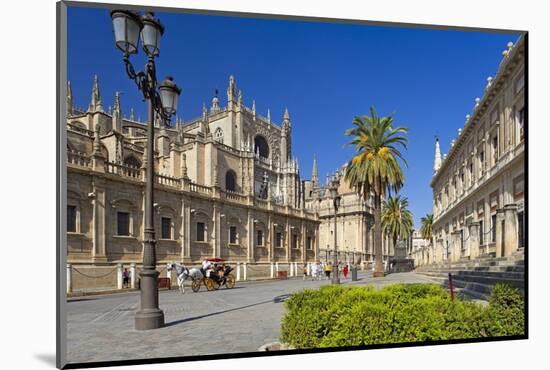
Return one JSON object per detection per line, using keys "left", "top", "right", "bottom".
{"left": 65, "top": 271, "right": 438, "bottom": 365}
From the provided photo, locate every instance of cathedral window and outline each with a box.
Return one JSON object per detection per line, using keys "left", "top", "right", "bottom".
{"left": 254, "top": 135, "right": 270, "bottom": 159}
{"left": 214, "top": 127, "right": 224, "bottom": 143}
{"left": 225, "top": 170, "right": 237, "bottom": 192}
{"left": 123, "top": 155, "right": 141, "bottom": 168}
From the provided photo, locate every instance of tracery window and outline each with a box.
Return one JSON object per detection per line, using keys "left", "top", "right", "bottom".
{"left": 215, "top": 127, "right": 224, "bottom": 143}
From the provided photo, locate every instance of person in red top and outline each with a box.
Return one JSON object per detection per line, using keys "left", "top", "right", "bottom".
{"left": 343, "top": 264, "right": 349, "bottom": 279}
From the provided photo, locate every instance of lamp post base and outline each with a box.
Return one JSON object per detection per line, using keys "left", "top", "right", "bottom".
{"left": 135, "top": 268, "right": 164, "bottom": 330}
{"left": 331, "top": 277, "right": 340, "bottom": 284}
{"left": 135, "top": 309, "right": 165, "bottom": 330}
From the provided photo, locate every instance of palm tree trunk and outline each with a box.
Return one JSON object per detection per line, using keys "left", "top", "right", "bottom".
{"left": 373, "top": 193, "right": 384, "bottom": 277}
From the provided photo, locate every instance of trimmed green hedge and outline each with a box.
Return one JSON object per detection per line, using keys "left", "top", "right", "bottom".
{"left": 280, "top": 283, "right": 524, "bottom": 348}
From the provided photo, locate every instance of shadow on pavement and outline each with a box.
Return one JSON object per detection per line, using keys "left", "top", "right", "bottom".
{"left": 165, "top": 293, "right": 289, "bottom": 327}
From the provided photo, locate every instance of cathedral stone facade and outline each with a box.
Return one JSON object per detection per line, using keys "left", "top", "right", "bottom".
{"left": 66, "top": 75, "right": 327, "bottom": 290}
{"left": 415, "top": 36, "right": 525, "bottom": 266}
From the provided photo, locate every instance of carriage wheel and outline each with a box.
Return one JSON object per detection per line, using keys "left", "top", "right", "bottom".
{"left": 212, "top": 279, "right": 220, "bottom": 290}
{"left": 226, "top": 274, "right": 235, "bottom": 289}
{"left": 206, "top": 278, "right": 215, "bottom": 291}
{"left": 191, "top": 279, "right": 201, "bottom": 293}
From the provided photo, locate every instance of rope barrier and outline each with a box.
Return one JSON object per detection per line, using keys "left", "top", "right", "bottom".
{"left": 72, "top": 267, "right": 118, "bottom": 279}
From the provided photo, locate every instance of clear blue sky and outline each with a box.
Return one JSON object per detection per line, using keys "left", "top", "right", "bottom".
{"left": 67, "top": 6, "right": 520, "bottom": 229}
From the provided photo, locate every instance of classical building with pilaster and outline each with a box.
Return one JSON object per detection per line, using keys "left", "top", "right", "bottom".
{"left": 66, "top": 75, "right": 322, "bottom": 290}
{"left": 420, "top": 36, "right": 525, "bottom": 266}
{"left": 303, "top": 163, "right": 379, "bottom": 267}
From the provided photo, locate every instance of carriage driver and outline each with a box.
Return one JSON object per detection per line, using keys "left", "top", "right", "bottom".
{"left": 201, "top": 259, "right": 212, "bottom": 277}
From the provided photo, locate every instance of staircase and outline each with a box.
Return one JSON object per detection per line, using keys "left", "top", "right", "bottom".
{"left": 415, "top": 250, "right": 525, "bottom": 301}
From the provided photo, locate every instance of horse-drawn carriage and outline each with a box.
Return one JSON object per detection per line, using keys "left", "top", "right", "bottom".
{"left": 167, "top": 257, "right": 236, "bottom": 294}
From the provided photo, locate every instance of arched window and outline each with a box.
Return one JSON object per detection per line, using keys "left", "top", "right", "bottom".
{"left": 225, "top": 170, "right": 236, "bottom": 192}
{"left": 215, "top": 127, "right": 224, "bottom": 144}
{"left": 124, "top": 155, "right": 141, "bottom": 168}
{"left": 254, "top": 135, "right": 269, "bottom": 159}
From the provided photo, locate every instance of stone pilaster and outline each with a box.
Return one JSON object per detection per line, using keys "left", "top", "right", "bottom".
{"left": 495, "top": 208, "right": 506, "bottom": 257}
{"left": 468, "top": 222, "right": 481, "bottom": 259}
{"left": 91, "top": 180, "right": 107, "bottom": 263}
{"left": 503, "top": 204, "right": 519, "bottom": 256}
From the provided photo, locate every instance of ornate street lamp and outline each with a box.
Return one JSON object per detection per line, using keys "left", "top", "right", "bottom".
{"left": 329, "top": 175, "right": 341, "bottom": 284}
{"left": 110, "top": 10, "right": 181, "bottom": 330}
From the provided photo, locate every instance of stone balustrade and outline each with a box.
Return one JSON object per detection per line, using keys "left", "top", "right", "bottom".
{"left": 105, "top": 161, "right": 141, "bottom": 179}
{"left": 189, "top": 182, "right": 213, "bottom": 195}
{"left": 67, "top": 149, "right": 91, "bottom": 168}
{"left": 155, "top": 173, "right": 179, "bottom": 187}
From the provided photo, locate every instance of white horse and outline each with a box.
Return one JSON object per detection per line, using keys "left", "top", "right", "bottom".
{"left": 166, "top": 262, "right": 202, "bottom": 294}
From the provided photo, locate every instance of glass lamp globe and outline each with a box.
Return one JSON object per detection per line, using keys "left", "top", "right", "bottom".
{"left": 159, "top": 76, "right": 182, "bottom": 116}
{"left": 140, "top": 12, "right": 164, "bottom": 57}
{"left": 110, "top": 10, "right": 142, "bottom": 55}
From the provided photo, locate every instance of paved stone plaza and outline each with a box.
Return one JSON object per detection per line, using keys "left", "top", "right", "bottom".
{"left": 66, "top": 272, "right": 438, "bottom": 364}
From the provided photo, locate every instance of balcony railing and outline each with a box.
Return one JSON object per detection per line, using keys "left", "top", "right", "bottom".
{"left": 105, "top": 161, "right": 141, "bottom": 179}
{"left": 189, "top": 182, "right": 212, "bottom": 195}
{"left": 67, "top": 149, "right": 91, "bottom": 168}
{"left": 156, "top": 173, "right": 179, "bottom": 187}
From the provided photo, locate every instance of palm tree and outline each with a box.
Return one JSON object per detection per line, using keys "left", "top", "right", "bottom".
{"left": 419, "top": 213, "right": 434, "bottom": 242}
{"left": 420, "top": 213, "right": 434, "bottom": 264}
{"left": 344, "top": 107, "right": 408, "bottom": 277}
{"left": 382, "top": 195, "right": 414, "bottom": 253}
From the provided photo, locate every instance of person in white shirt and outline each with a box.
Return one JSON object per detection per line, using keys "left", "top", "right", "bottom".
{"left": 310, "top": 263, "right": 317, "bottom": 281}
{"left": 201, "top": 259, "right": 211, "bottom": 277}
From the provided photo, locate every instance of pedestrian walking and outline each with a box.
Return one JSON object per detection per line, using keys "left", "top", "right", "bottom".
{"left": 122, "top": 268, "right": 129, "bottom": 288}
{"left": 310, "top": 263, "right": 317, "bottom": 281}
{"left": 303, "top": 264, "right": 308, "bottom": 280}
{"left": 316, "top": 263, "right": 322, "bottom": 280}
{"left": 325, "top": 262, "right": 331, "bottom": 280}
{"left": 343, "top": 264, "right": 349, "bottom": 279}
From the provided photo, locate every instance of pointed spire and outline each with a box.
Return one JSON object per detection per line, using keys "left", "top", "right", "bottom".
{"left": 312, "top": 154, "right": 319, "bottom": 186}
{"left": 434, "top": 137, "right": 442, "bottom": 173}
{"left": 227, "top": 75, "right": 236, "bottom": 104}
{"left": 252, "top": 100, "right": 256, "bottom": 120}
{"left": 112, "top": 92, "right": 122, "bottom": 132}
{"left": 67, "top": 81, "right": 73, "bottom": 115}
{"left": 238, "top": 89, "right": 242, "bottom": 108}
{"left": 267, "top": 109, "right": 271, "bottom": 124}
{"left": 130, "top": 108, "right": 135, "bottom": 121}
{"left": 114, "top": 91, "right": 120, "bottom": 112}
{"left": 88, "top": 75, "right": 104, "bottom": 112}
{"left": 282, "top": 107, "right": 291, "bottom": 130}
{"left": 202, "top": 102, "right": 208, "bottom": 120}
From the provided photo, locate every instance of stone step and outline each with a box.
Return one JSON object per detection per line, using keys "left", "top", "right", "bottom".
{"left": 456, "top": 270, "right": 524, "bottom": 280}
{"left": 443, "top": 279, "right": 493, "bottom": 301}
{"left": 451, "top": 274, "right": 524, "bottom": 290}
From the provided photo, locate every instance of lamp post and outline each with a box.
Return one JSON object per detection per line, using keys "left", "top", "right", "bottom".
{"left": 329, "top": 175, "right": 341, "bottom": 284}
{"left": 110, "top": 10, "right": 182, "bottom": 330}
